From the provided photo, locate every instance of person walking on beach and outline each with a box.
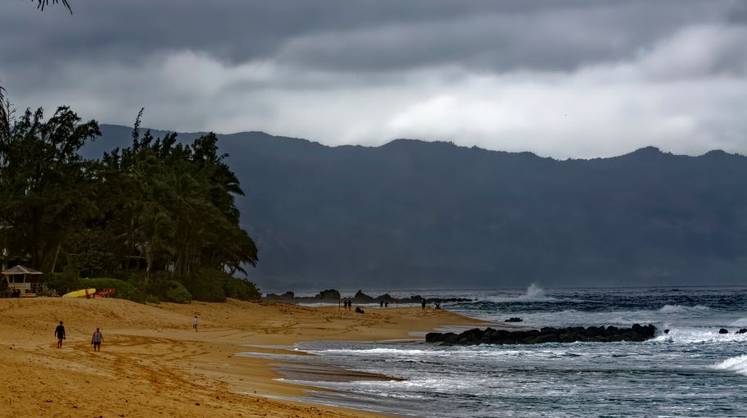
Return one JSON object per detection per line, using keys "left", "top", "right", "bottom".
{"left": 421, "top": 300, "right": 427, "bottom": 310}
{"left": 54, "top": 321, "right": 66, "bottom": 348}
{"left": 91, "top": 328, "right": 103, "bottom": 352}
{"left": 192, "top": 314, "right": 199, "bottom": 332}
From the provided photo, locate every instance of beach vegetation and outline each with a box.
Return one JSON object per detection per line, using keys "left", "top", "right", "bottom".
{"left": 0, "top": 104, "right": 260, "bottom": 303}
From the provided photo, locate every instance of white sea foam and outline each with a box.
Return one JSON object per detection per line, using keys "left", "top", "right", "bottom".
{"left": 658, "top": 304, "right": 710, "bottom": 314}
{"left": 315, "top": 348, "right": 436, "bottom": 356}
{"left": 652, "top": 327, "right": 747, "bottom": 344}
{"left": 713, "top": 355, "right": 747, "bottom": 376}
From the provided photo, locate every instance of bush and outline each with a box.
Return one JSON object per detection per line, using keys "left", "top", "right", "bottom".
{"left": 181, "top": 269, "right": 261, "bottom": 302}
{"left": 186, "top": 278, "right": 226, "bottom": 302}
{"left": 45, "top": 270, "right": 81, "bottom": 295}
{"left": 224, "top": 277, "right": 261, "bottom": 301}
{"left": 163, "top": 280, "right": 192, "bottom": 303}
{"left": 144, "top": 294, "right": 160, "bottom": 304}
{"left": 78, "top": 277, "right": 145, "bottom": 303}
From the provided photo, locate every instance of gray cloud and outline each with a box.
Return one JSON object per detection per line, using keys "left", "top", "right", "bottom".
{"left": 0, "top": 0, "right": 745, "bottom": 158}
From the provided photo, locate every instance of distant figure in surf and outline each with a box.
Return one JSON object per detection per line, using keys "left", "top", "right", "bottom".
{"left": 380, "top": 301, "right": 384, "bottom": 308}
{"left": 54, "top": 321, "right": 66, "bottom": 348}
{"left": 91, "top": 328, "right": 103, "bottom": 352}
{"left": 385, "top": 301, "right": 389, "bottom": 308}
{"left": 192, "top": 315, "right": 199, "bottom": 332}
{"left": 421, "top": 300, "right": 427, "bottom": 310}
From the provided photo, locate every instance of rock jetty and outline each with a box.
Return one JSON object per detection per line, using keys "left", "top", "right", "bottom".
{"left": 426, "top": 324, "right": 657, "bottom": 345}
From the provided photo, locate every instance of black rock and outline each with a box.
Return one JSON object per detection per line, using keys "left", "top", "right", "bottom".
{"left": 263, "top": 290, "right": 473, "bottom": 305}
{"left": 375, "top": 293, "right": 397, "bottom": 303}
{"left": 316, "top": 289, "right": 341, "bottom": 300}
{"left": 505, "top": 317, "right": 523, "bottom": 323}
{"left": 425, "top": 324, "right": 657, "bottom": 345}
{"left": 353, "top": 290, "right": 375, "bottom": 303}
{"left": 719, "top": 328, "right": 729, "bottom": 334}
{"left": 736, "top": 328, "right": 747, "bottom": 334}
{"left": 265, "top": 291, "right": 295, "bottom": 300}
{"left": 355, "top": 307, "right": 365, "bottom": 314}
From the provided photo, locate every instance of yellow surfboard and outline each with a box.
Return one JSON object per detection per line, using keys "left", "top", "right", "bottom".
{"left": 62, "top": 288, "right": 96, "bottom": 298}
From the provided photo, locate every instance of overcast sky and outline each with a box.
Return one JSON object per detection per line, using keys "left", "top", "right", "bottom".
{"left": 1, "top": 0, "right": 746, "bottom": 158}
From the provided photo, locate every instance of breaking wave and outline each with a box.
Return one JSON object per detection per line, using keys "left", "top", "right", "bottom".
{"left": 713, "top": 355, "right": 747, "bottom": 376}
{"left": 658, "top": 304, "right": 711, "bottom": 314}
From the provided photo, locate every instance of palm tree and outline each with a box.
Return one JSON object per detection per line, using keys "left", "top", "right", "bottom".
{"left": 0, "top": 88, "right": 10, "bottom": 151}
{"left": 34, "top": 0, "right": 71, "bottom": 12}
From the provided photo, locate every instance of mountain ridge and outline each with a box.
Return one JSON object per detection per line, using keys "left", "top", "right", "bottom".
{"left": 93, "top": 124, "right": 747, "bottom": 290}
{"left": 97, "top": 124, "right": 744, "bottom": 161}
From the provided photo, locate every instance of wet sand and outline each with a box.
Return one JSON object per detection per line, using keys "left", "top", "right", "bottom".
{"left": 0, "top": 297, "right": 483, "bottom": 417}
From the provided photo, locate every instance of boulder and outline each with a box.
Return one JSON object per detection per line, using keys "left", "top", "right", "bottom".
{"left": 316, "top": 289, "right": 341, "bottom": 300}
{"left": 719, "top": 328, "right": 729, "bottom": 334}
{"left": 353, "top": 290, "right": 375, "bottom": 303}
{"left": 736, "top": 328, "right": 747, "bottom": 334}
{"left": 504, "top": 317, "right": 523, "bottom": 323}
{"left": 355, "top": 307, "right": 365, "bottom": 314}
{"left": 375, "top": 293, "right": 397, "bottom": 303}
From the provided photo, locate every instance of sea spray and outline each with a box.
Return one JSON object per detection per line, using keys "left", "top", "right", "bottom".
{"left": 483, "top": 283, "right": 558, "bottom": 303}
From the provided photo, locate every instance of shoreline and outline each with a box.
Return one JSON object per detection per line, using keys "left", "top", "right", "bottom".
{"left": 0, "top": 297, "right": 485, "bottom": 417}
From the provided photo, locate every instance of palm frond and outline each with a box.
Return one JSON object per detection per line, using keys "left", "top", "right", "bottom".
{"left": 0, "top": 87, "right": 10, "bottom": 143}
{"left": 34, "top": 0, "right": 72, "bottom": 13}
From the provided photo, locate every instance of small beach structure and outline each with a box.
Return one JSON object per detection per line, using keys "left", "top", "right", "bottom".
{"left": 2, "top": 265, "right": 43, "bottom": 296}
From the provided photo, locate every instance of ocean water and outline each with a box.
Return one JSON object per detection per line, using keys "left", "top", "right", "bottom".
{"left": 283, "top": 286, "right": 747, "bottom": 417}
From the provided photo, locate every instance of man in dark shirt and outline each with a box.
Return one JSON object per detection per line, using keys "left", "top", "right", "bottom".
{"left": 55, "top": 321, "right": 66, "bottom": 348}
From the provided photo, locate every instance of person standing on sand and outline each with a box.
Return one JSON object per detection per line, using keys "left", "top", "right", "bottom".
{"left": 55, "top": 321, "right": 66, "bottom": 348}
{"left": 192, "top": 314, "right": 199, "bottom": 332}
{"left": 422, "top": 300, "right": 427, "bottom": 310}
{"left": 91, "top": 328, "right": 103, "bottom": 352}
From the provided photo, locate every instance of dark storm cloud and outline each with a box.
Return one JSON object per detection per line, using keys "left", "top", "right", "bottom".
{"left": 0, "top": 0, "right": 730, "bottom": 73}
{"left": 0, "top": 0, "right": 745, "bottom": 158}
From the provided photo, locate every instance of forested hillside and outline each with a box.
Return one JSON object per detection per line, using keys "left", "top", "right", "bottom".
{"left": 96, "top": 125, "right": 747, "bottom": 290}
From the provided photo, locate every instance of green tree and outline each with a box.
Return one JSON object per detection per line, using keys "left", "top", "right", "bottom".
{"left": 0, "top": 106, "right": 100, "bottom": 272}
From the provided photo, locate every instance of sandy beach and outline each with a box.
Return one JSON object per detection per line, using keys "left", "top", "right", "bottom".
{"left": 0, "top": 298, "right": 482, "bottom": 417}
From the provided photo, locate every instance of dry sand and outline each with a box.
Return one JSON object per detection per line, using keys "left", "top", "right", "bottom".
{"left": 0, "top": 298, "right": 482, "bottom": 417}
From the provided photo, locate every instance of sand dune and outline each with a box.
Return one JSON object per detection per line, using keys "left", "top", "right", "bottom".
{"left": 0, "top": 298, "right": 480, "bottom": 417}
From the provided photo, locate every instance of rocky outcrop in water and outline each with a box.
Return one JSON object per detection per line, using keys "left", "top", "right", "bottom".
{"left": 426, "top": 324, "right": 657, "bottom": 345}
{"left": 264, "top": 289, "right": 472, "bottom": 304}
{"left": 316, "top": 289, "right": 341, "bottom": 300}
